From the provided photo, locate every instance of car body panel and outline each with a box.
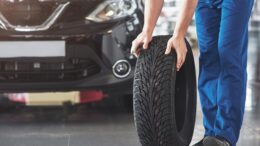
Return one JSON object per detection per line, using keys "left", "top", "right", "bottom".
{"left": 0, "top": 0, "right": 144, "bottom": 94}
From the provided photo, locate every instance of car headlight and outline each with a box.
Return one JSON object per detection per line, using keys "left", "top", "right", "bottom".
{"left": 85, "top": 0, "right": 137, "bottom": 22}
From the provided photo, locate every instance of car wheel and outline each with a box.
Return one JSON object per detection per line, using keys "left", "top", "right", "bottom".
{"left": 133, "top": 35, "right": 197, "bottom": 146}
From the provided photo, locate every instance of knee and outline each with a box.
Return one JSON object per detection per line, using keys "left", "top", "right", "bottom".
{"left": 199, "top": 54, "right": 221, "bottom": 75}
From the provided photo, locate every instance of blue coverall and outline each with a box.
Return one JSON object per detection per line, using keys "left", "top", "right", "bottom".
{"left": 195, "top": 0, "right": 254, "bottom": 145}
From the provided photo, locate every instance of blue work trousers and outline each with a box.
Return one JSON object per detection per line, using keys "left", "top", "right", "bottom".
{"left": 195, "top": 0, "right": 254, "bottom": 145}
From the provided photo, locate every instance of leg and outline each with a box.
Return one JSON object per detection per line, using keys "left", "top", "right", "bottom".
{"left": 215, "top": 0, "right": 255, "bottom": 145}
{"left": 195, "top": 3, "right": 221, "bottom": 137}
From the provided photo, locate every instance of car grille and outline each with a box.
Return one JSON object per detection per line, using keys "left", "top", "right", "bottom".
{"left": 0, "top": 58, "right": 101, "bottom": 82}
{"left": 0, "top": 1, "right": 57, "bottom": 26}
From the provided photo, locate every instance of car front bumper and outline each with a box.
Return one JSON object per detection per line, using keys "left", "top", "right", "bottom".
{"left": 0, "top": 70, "right": 133, "bottom": 93}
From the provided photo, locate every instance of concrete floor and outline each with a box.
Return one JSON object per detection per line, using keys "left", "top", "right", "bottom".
{"left": 0, "top": 33, "right": 260, "bottom": 146}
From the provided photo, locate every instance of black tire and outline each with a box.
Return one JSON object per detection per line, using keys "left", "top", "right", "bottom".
{"left": 133, "top": 35, "right": 197, "bottom": 146}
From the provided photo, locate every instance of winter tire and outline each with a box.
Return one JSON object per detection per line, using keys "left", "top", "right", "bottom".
{"left": 133, "top": 35, "right": 197, "bottom": 146}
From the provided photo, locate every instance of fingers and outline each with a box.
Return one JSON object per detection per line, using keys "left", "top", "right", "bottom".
{"left": 165, "top": 40, "right": 172, "bottom": 55}
{"left": 176, "top": 52, "right": 185, "bottom": 71}
{"left": 135, "top": 47, "right": 142, "bottom": 57}
{"left": 164, "top": 38, "right": 187, "bottom": 71}
{"left": 143, "top": 38, "right": 149, "bottom": 49}
{"left": 131, "top": 36, "right": 152, "bottom": 57}
{"left": 131, "top": 40, "right": 140, "bottom": 57}
{"left": 175, "top": 49, "right": 187, "bottom": 71}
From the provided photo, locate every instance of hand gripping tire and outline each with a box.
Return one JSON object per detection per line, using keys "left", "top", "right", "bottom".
{"left": 133, "top": 35, "right": 197, "bottom": 146}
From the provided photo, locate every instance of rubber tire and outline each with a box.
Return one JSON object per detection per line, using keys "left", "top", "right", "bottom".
{"left": 133, "top": 35, "right": 197, "bottom": 146}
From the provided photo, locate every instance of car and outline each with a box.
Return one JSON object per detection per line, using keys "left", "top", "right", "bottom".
{"left": 0, "top": 0, "right": 144, "bottom": 97}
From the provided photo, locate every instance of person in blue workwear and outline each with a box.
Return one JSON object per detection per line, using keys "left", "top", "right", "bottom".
{"left": 130, "top": 0, "right": 254, "bottom": 146}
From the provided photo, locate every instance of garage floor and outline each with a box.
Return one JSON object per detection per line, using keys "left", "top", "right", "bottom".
{"left": 0, "top": 33, "right": 260, "bottom": 146}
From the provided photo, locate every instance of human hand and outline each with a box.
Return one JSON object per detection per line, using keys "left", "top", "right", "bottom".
{"left": 165, "top": 35, "right": 187, "bottom": 71}
{"left": 130, "top": 31, "right": 153, "bottom": 58}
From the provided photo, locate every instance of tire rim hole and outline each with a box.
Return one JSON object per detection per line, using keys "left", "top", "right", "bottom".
{"left": 174, "top": 66, "right": 187, "bottom": 133}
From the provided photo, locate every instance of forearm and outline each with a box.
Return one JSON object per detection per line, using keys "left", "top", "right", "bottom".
{"left": 174, "top": 0, "right": 198, "bottom": 38}
{"left": 143, "top": 0, "right": 164, "bottom": 35}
